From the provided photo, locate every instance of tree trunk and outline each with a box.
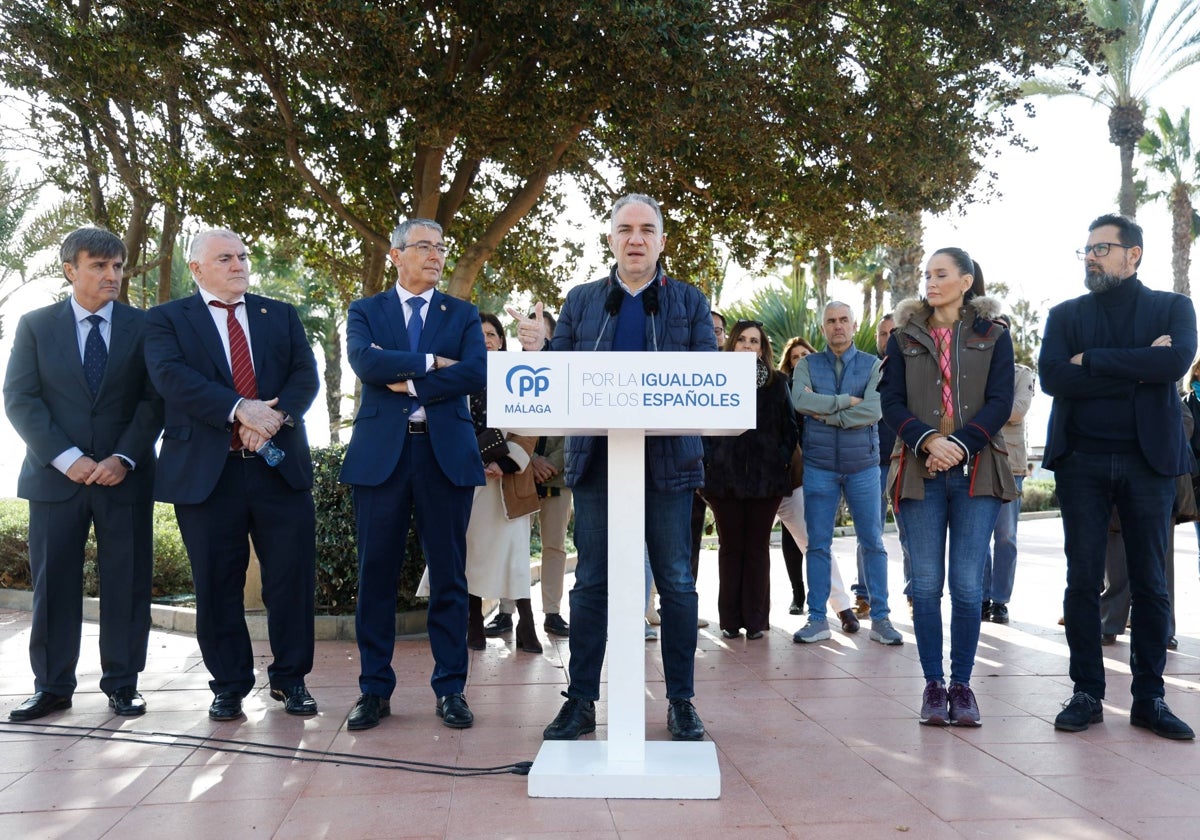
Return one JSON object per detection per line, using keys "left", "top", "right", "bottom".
{"left": 1118, "top": 141, "right": 1138, "bottom": 218}
{"left": 1170, "top": 182, "right": 1193, "bottom": 297}
{"left": 157, "top": 202, "right": 180, "bottom": 305}
{"left": 360, "top": 240, "right": 389, "bottom": 299}
{"left": 323, "top": 325, "right": 343, "bottom": 444}
{"left": 885, "top": 210, "right": 924, "bottom": 306}
{"left": 813, "top": 245, "right": 831, "bottom": 309}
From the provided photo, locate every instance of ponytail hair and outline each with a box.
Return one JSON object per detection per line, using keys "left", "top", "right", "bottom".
{"left": 932, "top": 247, "right": 985, "bottom": 302}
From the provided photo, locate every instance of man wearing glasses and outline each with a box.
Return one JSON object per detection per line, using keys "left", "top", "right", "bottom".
{"left": 340, "top": 218, "right": 487, "bottom": 731}
{"left": 512, "top": 193, "right": 717, "bottom": 742}
{"left": 1041, "top": 213, "right": 1195, "bottom": 740}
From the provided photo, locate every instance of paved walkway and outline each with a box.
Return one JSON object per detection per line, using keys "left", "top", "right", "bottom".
{"left": 1, "top": 516, "right": 1198, "bottom": 839}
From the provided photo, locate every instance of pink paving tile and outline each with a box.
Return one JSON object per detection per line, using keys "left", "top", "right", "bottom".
{"left": 141, "top": 759, "right": 317, "bottom": 804}
{"left": 1037, "top": 773, "right": 1200, "bottom": 820}
{"left": 901, "top": 773, "right": 1092, "bottom": 822}
{"left": 0, "top": 807, "right": 129, "bottom": 840}
{"left": 442, "top": 785, "right": 618, "bottom": 837}
{"left": 0, "top": 765, "right": 175, "bottom": 812}
{"left": 107, "top": 797, "right": 295, "bottom": 837}
{"left": 980, "top": 740, "right": 1150, "bottom": 777}
{"left": 853, "top": 740, "right": 1027, "bottom": 780}
{"left": 953, "top": 817, "right": 1137, "bottom": 839}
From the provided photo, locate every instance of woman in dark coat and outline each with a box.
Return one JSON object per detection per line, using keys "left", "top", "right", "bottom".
{"left": 703, "top": 320, "right": 798, "bottom": 639}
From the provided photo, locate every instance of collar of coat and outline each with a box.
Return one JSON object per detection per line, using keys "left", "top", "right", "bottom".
{"left": 893, "top": 294, "right": 1003, "bottom": 332}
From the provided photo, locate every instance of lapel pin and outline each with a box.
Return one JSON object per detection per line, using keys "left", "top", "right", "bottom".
{"left": 440, "top": 304, "right": 447, "bottom": 311}
{"left": 260, "top": 308, "right": 267, "bottom": 314}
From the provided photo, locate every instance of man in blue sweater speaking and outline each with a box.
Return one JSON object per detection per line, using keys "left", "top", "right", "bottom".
{"left": 512, "top": 194, "right": 717, "bottom": 743}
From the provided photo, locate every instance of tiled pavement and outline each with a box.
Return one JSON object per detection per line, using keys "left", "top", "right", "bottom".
{"left": 1, "top": 516, "right": 1198, "bottom": 839}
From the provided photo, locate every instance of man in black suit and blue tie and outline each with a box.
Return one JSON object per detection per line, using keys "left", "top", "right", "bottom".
{"left": 340, "top": 218, "right": 487, "bottom": 731}
{"left": 4, "top": 226, "right": 163, "bottom": 721}
{"left": 144, "top": 228, "right": 320, "bottom": 722}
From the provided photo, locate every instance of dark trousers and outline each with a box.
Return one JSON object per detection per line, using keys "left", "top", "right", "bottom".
{"left": 353, "top": 433, "right": 474, "bottom": 698}
{"left": 708, "top": 495, "right": 782, "bottom": 634}
{"left": 566, "top": 452, "right": 698, "bottom": 702}
{"left": 27, "top": 485, "right": 153, "bottom": 696}
{"left": 781, "top": 526, "right": 805, "bottom": 606}
{"left": 1101, "top": 508, "right": 1177, "bottom": 636}
{"left": 689, "top": 491, "right": 707, "bottom": 582}
{"left": 1056, "top": 451, "right": 1173, "bottom": 701}
{"left": 175, "top": 455, "right": 316, "bottom": 697}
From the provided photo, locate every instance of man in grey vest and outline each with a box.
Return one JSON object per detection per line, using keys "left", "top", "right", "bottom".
{"left": 792, "top": 302, "right": 902, "bottom": 646}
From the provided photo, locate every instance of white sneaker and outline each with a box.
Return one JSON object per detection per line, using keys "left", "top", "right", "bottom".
{"left": 645, "top": 620, "right": 658, "bottom": 640}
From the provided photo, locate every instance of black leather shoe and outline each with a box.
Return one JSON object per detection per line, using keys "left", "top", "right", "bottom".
{"left": 436, "top": 693, "right": 474, "bottom": 729}
{"left": 981, "top": 600, "right": 992, "bottom": 621}
{"left": 990, "top": 603, "right": 1010, "bottom": 624}
{"left": 347, "top": 693, "right": 390, "bottom": 731}
{"left": 667, "top": 698, "right": 705, "bottom": 741}
{"left": 543, "top": 693, "right": 596, "bottom": 740}
{"left": 1101, "top": 633, "right": 1117, "bottom": 645}
{"left": 543, "top": 613, "right": 570, "bottom": 637}
{"left": 208, "top": 691, "right": 244, "bottom": 721}
{"left": 1168, "top": 635, "right": 1179, "bottom": 650}
{"left": 838, "top": 608, "right": 860, "bottom": 633}
{"left": 270, "top": 684, "right": 318, "bottom": 716}
{"left": 746, "top": 629, "right": 764, "bottom": 640}
{"left": 483, "top": 612, "right": 513, "bottom": 637}
{"left": 1130, "top": 697, "right": 1195, "bottom": 740}
{"left": 1054, "top": 691, "right": 1102, "bottom": 732}
{"left": 108, "top": 686, "right": 146, "bottom": 717}
{"left": 9, "top": 691, "right": 71, "bottom": 721}
{"left": 721, "top": 628, "right": 740, "bottom": 639}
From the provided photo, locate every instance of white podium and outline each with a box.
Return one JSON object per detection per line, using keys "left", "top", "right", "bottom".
{"left": 488, "top": 351, "right": 755, "bottom": 799}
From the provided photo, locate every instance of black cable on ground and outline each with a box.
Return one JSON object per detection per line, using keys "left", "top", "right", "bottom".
{"left": 0, "top": 720, "right": 533, "bottom": 777}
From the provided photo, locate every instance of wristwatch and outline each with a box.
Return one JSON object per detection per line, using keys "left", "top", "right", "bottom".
{"left": 114, "top": 455, "right": 134, "bottom": 471}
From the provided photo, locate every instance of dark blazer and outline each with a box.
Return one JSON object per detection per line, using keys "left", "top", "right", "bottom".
{"left": 144, "top": 291, "right": 319, "bottom": 504}
{"left": 339, "top": 287, "right": 487, "bottom": 488}
{"left": 1040, "top": 277, "right": 1196, "bottom": 477}
{"left": 4, "top": 300, "right": 162, "bottom": 502}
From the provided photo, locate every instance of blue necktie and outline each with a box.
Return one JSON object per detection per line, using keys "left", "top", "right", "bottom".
{"left": 408, "top": 297, "right": 425, "bottom": 352}
{"left": 83, "top": 314, "right": 107, "bottom": 396}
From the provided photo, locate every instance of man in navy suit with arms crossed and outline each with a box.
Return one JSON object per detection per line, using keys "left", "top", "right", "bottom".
{"left": 144, "top": 228, "right": 320, "bottom": 722}
{"left": 4, "top": 226, "right": 163, "bottom": 720}
{"left": 341, "top": 218, "right": 487, "bottom": 731}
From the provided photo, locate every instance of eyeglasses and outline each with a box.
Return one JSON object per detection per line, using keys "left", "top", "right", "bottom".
{"left": 400, "top": 241, "right": 448, "bottom": 256}
{"left": 1076, "top": 242, "right": 1132, "bottom": 259}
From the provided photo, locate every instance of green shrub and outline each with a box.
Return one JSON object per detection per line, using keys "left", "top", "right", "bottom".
{"left": 1021, "top": 477, "right": 1058, "bottom": 512}
{"left": 312, "top": 443, "right": 425, "bottom": 615}
{"left": 3, "top": 445, "right": 430, "bottom": 616}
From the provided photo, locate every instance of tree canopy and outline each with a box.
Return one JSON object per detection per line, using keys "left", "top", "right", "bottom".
{"left": 2, "top": 1, "right": 1104, "bottom": 305}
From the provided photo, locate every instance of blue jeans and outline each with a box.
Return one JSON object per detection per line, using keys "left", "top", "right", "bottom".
{"left": 803, "top": 464, "right": 890, "bottom": 622}
{"left": 857, "top": 464, "right": 913, "bottom": 598}
{"left": 982, "top": 475, "right": 1023, "bottom": 604}
{"left": 897, "top": 469, "right": 1001, "bottom": 685}
{"left": 567, "top": 454, "right": 698, "bottom": 702}
{"left": 1056, "top": 451, "right": 1173, "bottom": 701}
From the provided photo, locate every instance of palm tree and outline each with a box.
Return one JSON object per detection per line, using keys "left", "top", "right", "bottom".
{"left": 1025, "top": 0, "right": 1200, "bottom": 218}
{"left": 1138, "top": 106, "right": 1200, "bottom": 294}
{"left": 882, "top": 210, "right": 924, "bottom": 306}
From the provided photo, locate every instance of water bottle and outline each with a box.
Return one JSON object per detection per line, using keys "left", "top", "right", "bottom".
{"left": 257, "top": 439, "right": 286, "bottom": 467}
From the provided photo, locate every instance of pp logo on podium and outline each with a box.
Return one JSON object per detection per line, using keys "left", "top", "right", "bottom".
{"left": 505, "top": 365, "right": 551, "bottom": 398}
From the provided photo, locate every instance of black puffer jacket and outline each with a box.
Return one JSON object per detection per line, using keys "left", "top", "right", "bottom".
{"left": 702, "top": 367, "right": 798, "bottom": 499}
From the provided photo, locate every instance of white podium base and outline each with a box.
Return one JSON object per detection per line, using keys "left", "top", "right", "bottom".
{"left": 527, "top": 740, "right": 721, "bottom": 799}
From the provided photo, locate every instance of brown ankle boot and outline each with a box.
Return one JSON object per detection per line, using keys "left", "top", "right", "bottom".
{"left": 467, "top": 595, "right": 485, "bottom": 650}
{"left": 514, "top": 598, "right": 543, "bottom": 653}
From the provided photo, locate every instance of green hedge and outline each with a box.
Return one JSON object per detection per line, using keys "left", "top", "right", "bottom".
{"left": 1021, "top": 477, "right": 1058, "bottom": 512}
{"left": 0, "top": 444, "right": 427, "bottom": 616}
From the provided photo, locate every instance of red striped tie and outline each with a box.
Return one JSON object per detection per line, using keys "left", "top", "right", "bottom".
{"left": 210, "top": 300, "right": 258, "bottom": 448}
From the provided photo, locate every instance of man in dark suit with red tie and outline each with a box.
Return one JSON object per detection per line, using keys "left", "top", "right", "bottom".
{"left": 144, "top": 228, "right": 320, "bottom": 722}
{"left": 4, "top": 226, "right": 163, "bottom": 721}
{"left": 340, "top": 218, "right": 487, "bottom": 731}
